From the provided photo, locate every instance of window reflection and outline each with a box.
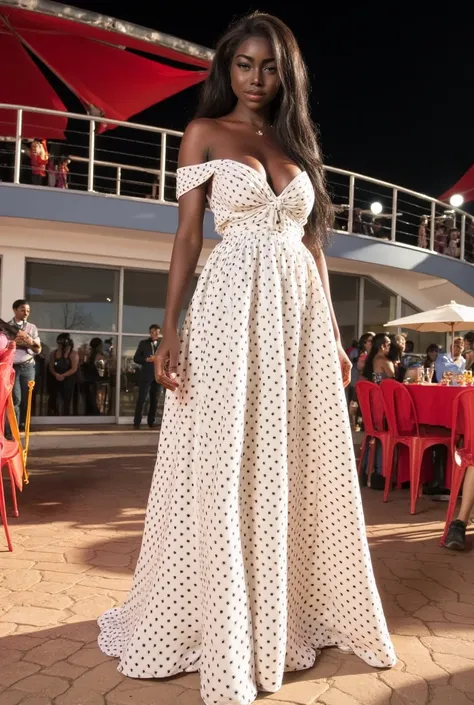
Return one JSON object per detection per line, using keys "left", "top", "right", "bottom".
{"left": 26, "top": 262, "right": 119, "bottom": 332}
{"left": 123, "top": 269, "right": 196, "bottom": 334}
{"left": 363, "top": 279, "right": 397, "bottom": 336}
{"left": 33, "top": 332, "right": 116, "bottom": 417}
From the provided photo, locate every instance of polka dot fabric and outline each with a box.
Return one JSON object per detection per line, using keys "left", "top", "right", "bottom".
{"left": 98, "top": 159, "right": 396, "bottom": 705}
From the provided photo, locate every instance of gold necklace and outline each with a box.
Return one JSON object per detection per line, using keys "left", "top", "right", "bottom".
{"left": 230, "top": 118, "right": 268, "bottom": 136}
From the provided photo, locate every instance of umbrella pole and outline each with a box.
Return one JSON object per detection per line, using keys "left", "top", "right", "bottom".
{"left": 451, "top": 323, "right": 455, "bottom": 352}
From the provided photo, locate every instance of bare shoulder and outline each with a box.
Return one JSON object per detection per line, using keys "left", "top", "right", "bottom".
{"left": 179, "top": 118, "right": 221, "bottom": 167}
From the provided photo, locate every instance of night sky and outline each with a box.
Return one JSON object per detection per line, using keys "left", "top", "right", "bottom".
{"left": 57, "top": 1, "right": 472, "bottom": 199}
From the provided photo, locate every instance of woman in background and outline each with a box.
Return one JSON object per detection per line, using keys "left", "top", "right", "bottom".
{"left": 423, "top": 344, "right": 439, "bottom": 383}
{"left": 363, "top": 333, "right": 395, "bottom": 382}
{"left": 48, "top": 333, "right": 78, "bottom": 415}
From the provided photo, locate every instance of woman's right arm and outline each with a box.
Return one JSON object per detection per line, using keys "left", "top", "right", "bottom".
{"left": 155, "top": 119, "right": 212, "bottom": 391}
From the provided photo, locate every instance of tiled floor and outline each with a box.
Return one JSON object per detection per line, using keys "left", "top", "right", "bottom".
{"left": 0, "top": 447, "right": 473, "bottom": 705}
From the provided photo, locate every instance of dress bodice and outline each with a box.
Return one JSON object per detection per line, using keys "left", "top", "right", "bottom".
{"left": 176, "top": 159, "right": 314, "bottom": 239}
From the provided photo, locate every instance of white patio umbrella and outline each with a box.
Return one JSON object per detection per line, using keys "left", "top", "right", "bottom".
{"left": 384, "top": 300, "right": 474, "bottom": 348}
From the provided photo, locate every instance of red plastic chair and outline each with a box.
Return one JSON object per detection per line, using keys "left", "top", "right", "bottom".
{"left": 0, "top": 362, "right": 26, "bottom": 551}
{"left": 355, "top": 381, "right": 394, "bottom": 488}
{"left": 380, "top": 379, "right": 451, "bottom": 514}
{"left": 440, "top": 388, "right": 474, "bottom": 546}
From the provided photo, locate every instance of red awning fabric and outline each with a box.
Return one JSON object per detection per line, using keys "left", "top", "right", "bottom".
{"left": 2, "top": 4, "right": 211, "bottom": 69}
{"left": 0, "top": 4, "right": 209, "bottom": 139}
{"left": 0, "top": 32, "right": 67, "bottom": 139}
{"left": 439, "top": 165, "right": 474, "bottom": 204}
{"left": 21, "top": 31, "right": 206, "bottom": 127}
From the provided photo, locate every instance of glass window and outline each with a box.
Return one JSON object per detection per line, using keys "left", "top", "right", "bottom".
{"left": 123, "top": 270, "right": 197, "bottom": 334}
{"left": 119, "top": 335, "right": 165, "bottom": 419}
{"left": 400, "top": 301, "right": 446, "bottom": 354}
{"left": 25, "top": 261, "right": 119, "bottom": 332}
{"left": 328, "top": 273, "right": 359, "bottom": 350}
{"left": 363, "top": 278, "right": 397, "bottom": 336}
{"left": 32, "top": 332, "right": 116, "bottom": 417}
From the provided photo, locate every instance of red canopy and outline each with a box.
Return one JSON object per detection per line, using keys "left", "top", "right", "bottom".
{"left": 439, "top": 165, "right": 474, "bottom": 204}
{"left": 0, "top": 33, "right": 67, "bottom": 139}
{"left": 0, "top": 2, "right": 210, "bottom": 139}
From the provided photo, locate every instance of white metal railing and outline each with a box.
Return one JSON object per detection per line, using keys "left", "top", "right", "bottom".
{"left": 0, "top": 103, "right": 473, "bottom": 263}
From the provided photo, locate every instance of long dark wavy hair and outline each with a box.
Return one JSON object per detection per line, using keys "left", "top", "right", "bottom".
{"left": 363, "top": 333, "right": 390, "bottom": 381}
{"left": 195, "top": 12, "right": 333, "bottom": 251}
{"left": 0, "top": 319, "right": 18, "bottom": 339}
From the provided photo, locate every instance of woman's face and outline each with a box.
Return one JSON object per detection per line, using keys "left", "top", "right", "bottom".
{"left": 230, "top": 36, "right": 281, "bottom": 112}
{"left": 395, "top": 335, "right": 406, "bottom": 353}
{"left": 364, "top": 337, "right": 373, "bottom": 352}
{"left": 381, "top": 337, "right": 391, "bottom": 355}
{"left": 427, "top": 348, "right": 438, "bottom": 362}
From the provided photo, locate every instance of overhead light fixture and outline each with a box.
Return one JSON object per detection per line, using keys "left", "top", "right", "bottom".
{"left": 449, "top": 194, "right": 464, "bottom": 208}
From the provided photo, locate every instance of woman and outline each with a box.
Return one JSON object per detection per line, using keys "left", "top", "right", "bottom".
{"left": 356, "top": 332, "right": 374, "bottom": 376}
{"left": 388, "top": 333, "right": 406, "bottom": 382}
{"left": 48, "top": 333, "right": 78, "bottom": 415}
{"left": 423, "top": 344, "right": 439, "bottom": 383}
{"left": 363, "top": 333, "right": 395, "bottom": 382}
{"left": 98, "top": 13, "right": 395, "bottom": 705}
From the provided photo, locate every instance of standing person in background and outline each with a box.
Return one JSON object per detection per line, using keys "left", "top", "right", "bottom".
{"left": 29, "top": 139, "right": 48, "bottom": 185}
{"left": 133, "top": 324, "right": 162, "bottom": 429}
{"left": 48, "top": 333, "right": 79, "bottom": 415}
{"left": 9, "top": 300, "right": 41, "bottom": 430}
{"left": 418, "top": 216, "right": 428, "bottom": 248}
{"left": 56, "top": 157, "right": 70, "bottom": 189}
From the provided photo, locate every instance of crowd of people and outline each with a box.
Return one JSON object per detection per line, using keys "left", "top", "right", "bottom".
{"left": 345, "top": 329, "right": 474, "bottom": 549}
{"left": 419, "top": 215, "right": 474, "bottom": 262}
{"left": 333, "top": 207, "right": 474, "bottom": 263}
{"left": 0, "top": 137, "right": 70, "bottom": 188}
{"left": 0, "top": 300, "right": 163, "bottom": 429}
{"left": 347, "top": 330, "right": 474, "bottom": 396}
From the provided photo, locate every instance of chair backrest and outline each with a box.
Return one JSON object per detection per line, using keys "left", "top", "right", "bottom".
{"left": 0, "top": 362, "right": 15, "bottom": 431}
{"left": 356, "top": 380, "right": 386, "bottom": 434}
{"left": 380, "top": 378, "right": 419, "bottom": 437}
{"left": 0, "top": 342, "right": 15, "bottom": 367}
{"left": 451, "top": 388, "right": 474, "bottom": 459}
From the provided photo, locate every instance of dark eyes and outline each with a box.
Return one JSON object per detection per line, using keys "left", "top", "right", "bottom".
{"left": 237, "top": 62, "right": 277, "bottom": 73}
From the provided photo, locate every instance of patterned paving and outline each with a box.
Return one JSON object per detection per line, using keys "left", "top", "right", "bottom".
{"left": 0, "top": 447, "right": 473, "bottom": 705}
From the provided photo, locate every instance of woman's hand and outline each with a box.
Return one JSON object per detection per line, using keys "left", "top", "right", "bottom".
{"left": 337, "top": 343, "right": 352, "bottom": 388}
{"left": 154, "top": 329, "right": 180, "bottom": 392}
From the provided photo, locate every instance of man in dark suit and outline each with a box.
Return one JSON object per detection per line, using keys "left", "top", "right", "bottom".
{"left": 133, "top": 324, "right": 162, "bottom": 429}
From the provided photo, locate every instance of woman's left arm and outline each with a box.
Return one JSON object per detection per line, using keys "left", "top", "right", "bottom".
{"left": 302, "top": 239, "right": 351, "bottom": 387}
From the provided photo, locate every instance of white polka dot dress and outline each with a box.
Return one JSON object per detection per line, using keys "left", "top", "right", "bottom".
{"left": 98, "top": 159, "right": 396, "bottom": 705}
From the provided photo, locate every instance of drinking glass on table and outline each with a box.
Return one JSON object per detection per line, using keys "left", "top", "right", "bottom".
{"left": 415, "top": 366, "right": 424, "bottom": 384}
{"left": 424, "top": 366, "right": 434, "bottom": 384}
